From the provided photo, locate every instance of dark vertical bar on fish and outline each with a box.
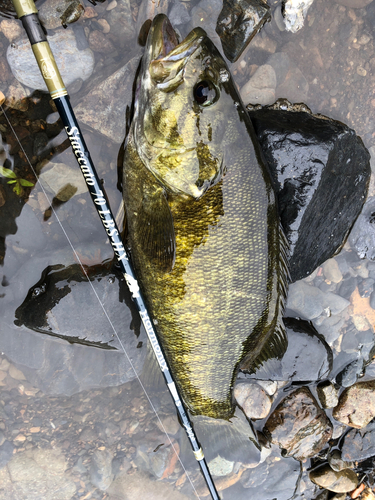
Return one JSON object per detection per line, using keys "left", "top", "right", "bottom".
{"left": 11, "top": 1, "right": 220, "bottom": 498}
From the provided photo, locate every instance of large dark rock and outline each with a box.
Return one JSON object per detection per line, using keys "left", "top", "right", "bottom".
{"left": 248, "top": 101, "right": 370, "bottom": 282}
{"left": 216, "top": 0, "right": 271, "bottom": 62}
{"left": 264, "top": 387, "right": 333, "bottom": 460}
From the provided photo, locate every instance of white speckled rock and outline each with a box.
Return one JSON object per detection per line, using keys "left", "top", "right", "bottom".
{"left": 283, "top": 0, "right": 315, "bottom": 33}
{"left": 7, "top": 28, "right": 94, "bottom": 92}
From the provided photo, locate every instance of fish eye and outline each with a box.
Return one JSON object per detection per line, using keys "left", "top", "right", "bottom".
{"left": 193, "top": 80, "right": 218, "bottom": 107}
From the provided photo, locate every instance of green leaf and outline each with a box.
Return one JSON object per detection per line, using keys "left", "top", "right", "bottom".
{"left": 13, "top": 184, "right": 23, "bottom": 196}
{"left": 7, "top": 179, "right": 17, "bottom": 184}
{"left": 19, "top": 179, "right": 34, "bottom": 187}
{"left": 0, "top": 166, "right": 17, "bottom": 179}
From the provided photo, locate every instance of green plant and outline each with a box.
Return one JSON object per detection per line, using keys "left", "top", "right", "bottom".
{"left": 0, "top": 166, "right": 34, "bottom": 196}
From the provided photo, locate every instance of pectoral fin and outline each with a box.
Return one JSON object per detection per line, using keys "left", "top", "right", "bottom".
{"left": 136, "top": 185, "right": 176, "bottom": 273}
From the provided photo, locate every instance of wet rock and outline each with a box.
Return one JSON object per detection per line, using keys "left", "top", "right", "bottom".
{"left": 191, "top": 0, "right": 223, "bottom": 48}
{"left": 336, "top": 358, "right": 364, "bottom": 387}
{"left": 349, "top": 197, "right": 375, "bottom": 261}
{"left": 0, "top": 19, "right": 22, "bottom": 41}
{"left": 242, "top": 317, "right": 332, "bottom": 380}
{"left": 4, "top": 259, "right": 147, "bottom": 395}
{"left": 107, "top": 470, "right": 191, "bottom": 500}
{"left": 362, "top": 488, "right": 375, "bottom": 500}
{"left": 264, "top": 387, "right": 333, "bottom": 460}
{"left": 241, "top": 64, "right": 276, "bottom": 105}
{"left": 358, "top": 278, "right": 374, "bottom": 298}
{"left": 106, "top": 0, "right": 135, "bottom": 47}
{"left": 169, "top": 1, "right": 191, "bottom": 27}
{"left": 75, "top": 54, "right": 141, "bottom": 144}
{"left": 88, "top": 30, "right": 116, "bottom": 54}
{"left": 341, "top": 422, "right": 375, "bottom": 462}
{"left": 328, "top": 449, "right": 354, "bottom": 472}
{"left": 315, "top": 314, "right": 345, "bottom": 346}
{"left": 281, "top": 317, "right": 332, "bottom": 381}
{"left": 256, "top": 380, "right": 278, "bottom": 396}
{"left": 0, "top": 440, "right": 14, "bottom": 468}
{"left": 317, "top": 381, "right": 339, "bottom": 409}
{"left": 234, "top": 381, "right": 272, "bottom": 419}
{"left": 338, "top": 276, "right": 357, "bottom": 300}
{"left": 38, "top": 0, "right": 83, "bottom": 29}
{"left": 276, "top": 65, "right": 309, "bottom": 103}
{"left": 286, "top": 281, "right": 349, "bottom": 320}
{"left": 249, "top": 103, "right": 370, "bottom": 282}
{"left": 135, "top": 437, "right": 180, "bottom": 479}
{"left": 240, "top": 451, "right": 301, "bottom": 499}
{"left": 283, "top": 0, "right": 315, "bottom": 33}
{"left": 7, "top": 28, "right": 94, "bottom": 92}
{"left": 216, "top": 0, "right": 271, "bottom": 62}
{"left": 333, "top": 380, "right": 375, "bottom": 428}
{"left": 208, "top": 455, "right": 234, "bottom": 476}
{"left": 90, "top": 449, "right": 114, "bottom": 491}
{"left": 309, "top": 464, "right": 358, "bottom": 493}
{"left": 6, "top": 447, "right": 76, "bottom": 499}
{"left": 38, "top": 161, "right": 87, "bottom": 198}
{"left": 323, "top": 259, "right": 343, "bottom": 284}
{"left": 266, "top": 52, "right": 293, "bottom": 87}
{"left": 6, "top": 204, "right": 46, "bottom": 253}
{"left": 334, "top": 0, "right": 373, "bottom": 7}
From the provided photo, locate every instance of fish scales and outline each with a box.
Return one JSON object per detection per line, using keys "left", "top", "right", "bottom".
{"left": 123, "top": 15, "right": 288, "bottom": 420}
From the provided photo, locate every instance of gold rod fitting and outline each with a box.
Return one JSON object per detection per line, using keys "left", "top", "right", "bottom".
{"left": 193, "top": 448, "right": 204, "bottom": 461}
{"left": 31, "top": 42, "right": 67, "bottom": 98}
{"left": 12, "top": 0, "right": 38, "bottom": 18}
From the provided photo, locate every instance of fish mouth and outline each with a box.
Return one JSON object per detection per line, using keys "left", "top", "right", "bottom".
{"left": 147, "top": 14, "right": 206, "bottom": 90}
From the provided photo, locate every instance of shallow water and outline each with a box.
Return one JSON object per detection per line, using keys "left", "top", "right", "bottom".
{"left": 1, "top": 0, "right": 375, "bottom": 499}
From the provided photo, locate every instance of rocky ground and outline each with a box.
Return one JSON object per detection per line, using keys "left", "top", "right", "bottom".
{"left": 1, "top": 0, "right": 375, "bottom": 499}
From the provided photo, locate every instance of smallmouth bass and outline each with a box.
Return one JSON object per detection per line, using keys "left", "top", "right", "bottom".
{"left": 123, "top": 15, "right": 289, "bottom": 421}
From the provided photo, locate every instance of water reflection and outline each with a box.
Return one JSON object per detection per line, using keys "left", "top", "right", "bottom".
{"left": 1, "top": 0, "right": 375, "bottom": 499}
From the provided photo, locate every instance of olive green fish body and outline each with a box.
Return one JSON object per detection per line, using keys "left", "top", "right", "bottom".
{"left": 123, "top": 16, "right": 288, "bottom": 420}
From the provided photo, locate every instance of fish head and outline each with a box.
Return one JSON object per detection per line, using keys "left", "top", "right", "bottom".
{"left": 133, "top": 14, "right": 239, "bottom": 199}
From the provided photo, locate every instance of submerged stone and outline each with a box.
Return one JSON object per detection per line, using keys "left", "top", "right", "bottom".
{"left": 7, "top": 28, "right": 94, "bottom": 93}
{"left": 249, "top": 101, "right": 370, "bottom": 283}
{"left": 309, "top": 464, "right": 358, "bottom": 493}
{"left": 328, "top": 449, "right": 354, "bottom": 472}
{"left": 264, "top": 387, "right": 333, "bottom": 460}
{"left": 75, "top": 54, "right": 141, "bottom": 144}
{"left": 335, "top": 358, "right": 365, "bottom": 388}
{"left": 216, "top": 0, "right": 271, "bottom": 62}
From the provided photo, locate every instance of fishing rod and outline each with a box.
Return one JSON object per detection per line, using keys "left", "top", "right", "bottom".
{"left": 11, "top": 1, "right": 219, "bottom": 498}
